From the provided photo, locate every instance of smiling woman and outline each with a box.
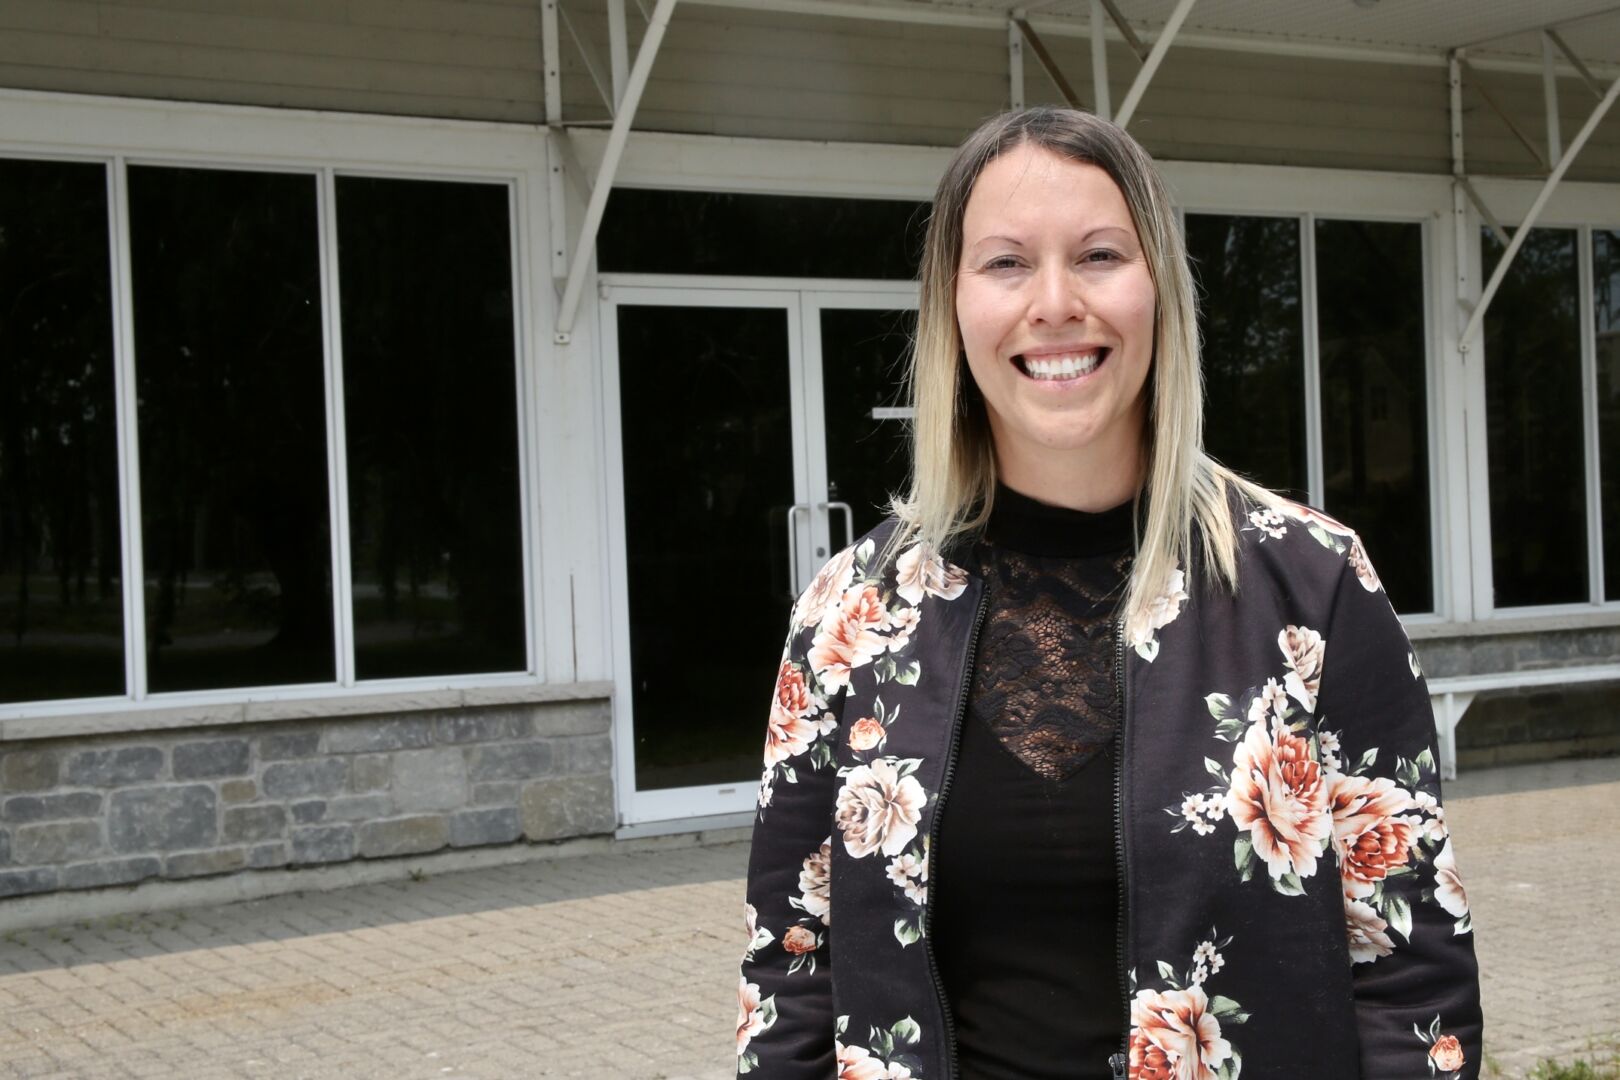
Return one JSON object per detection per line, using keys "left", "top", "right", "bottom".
{"left": 737, "top": 107, "right": 1483, "bottom": 1080}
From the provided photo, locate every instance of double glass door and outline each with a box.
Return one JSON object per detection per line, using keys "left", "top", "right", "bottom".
{"left": 601, "top": 283, "right": 917, "bottom": 825}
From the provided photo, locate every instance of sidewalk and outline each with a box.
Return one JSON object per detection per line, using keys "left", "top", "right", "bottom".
{"left": 1, "top": 757, "right": 1617, "bottom": 1080}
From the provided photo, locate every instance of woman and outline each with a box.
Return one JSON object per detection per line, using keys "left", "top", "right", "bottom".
{"left": 738, "top": 107, "right": 1481, "bottom": 1080}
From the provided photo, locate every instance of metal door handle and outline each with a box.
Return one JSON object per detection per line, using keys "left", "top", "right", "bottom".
{"left": 785, "top": 502, "right": 811, "bottom": 594}
{"left": 821, "top": 501, "right": 855, "bottom": 551}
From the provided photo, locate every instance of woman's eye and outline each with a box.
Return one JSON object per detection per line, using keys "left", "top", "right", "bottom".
{"left": 985, "top": 256, "right": 1022, "bottom": 270}
{"left": 1083, "top": 249, "right": 1120, "bottom": 264}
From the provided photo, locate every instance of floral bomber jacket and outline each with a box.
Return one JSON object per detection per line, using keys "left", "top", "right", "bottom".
{"left": 737, "top": 499, "right": 1482, "bottom": 1080}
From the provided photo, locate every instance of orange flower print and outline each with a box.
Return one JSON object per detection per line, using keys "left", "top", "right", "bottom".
{"left": 1329, "top": 774, "right": 1419, "bottom": 899}
{"left": 1430, "top": 1034, "right": 1465, "bottom": 1073}
{"left": 737, "top": 976, "right": 772, "bottom": 1056}
{"left": 1130, "top": 986, "right": 1233, "bottom": 1080}
{"left": 848, "top": 717, "right": 886, "bottom": 752}
{"left": 1433, "top": 837, "right": 1469, "bottom": 919}
{"left": 782, "top": 925, "right": 818, "bottom": 955}
{"left": 836, "top": 1042, "right": 890, "bottom": 1080}
{"left": 809, "top": 587, "right": 890, "bottom": 693}
{"left": 1129, "top": 1032, "right": 1175, "bottom": 1080}
{"left": 765, "top": 661, "right": 822, "bottom": 766}
{"left": 794, "top": 547, "right": 855, "bottom": 629}
{"left": 894, "top": 541, "right": 969, "bottom": 605}
{"left": 1228, "top": 715, "right": 1333, "bottom": 882}
{"left": 1343, "top": 896, "right": 1396, "bottom": 963}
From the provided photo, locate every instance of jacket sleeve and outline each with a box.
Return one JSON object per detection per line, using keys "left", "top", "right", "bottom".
{"left": 736, "top": 582, "right": 844, "bottom": 1077}
{"left": 1314, "top": 543, "right": 1483, "bottom": 1080}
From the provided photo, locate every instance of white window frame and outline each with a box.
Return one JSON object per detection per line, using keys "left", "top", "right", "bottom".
{"left": 0, "top": 89, "right": 591, "bottom": 735}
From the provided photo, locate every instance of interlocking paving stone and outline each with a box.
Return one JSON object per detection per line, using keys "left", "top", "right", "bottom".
{"left": 0, "top": 757, "right": 1614, "bottom": 1079}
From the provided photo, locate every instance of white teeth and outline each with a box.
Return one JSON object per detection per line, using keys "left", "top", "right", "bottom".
{"left": 1021, "top": 350, "right": 1104, "bottom": 380}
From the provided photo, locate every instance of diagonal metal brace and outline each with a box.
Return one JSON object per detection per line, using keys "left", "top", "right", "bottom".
{"left": 556, "top": 0, "right": 679, "bottom": 340}
{"left": 1456, "top": 176, "right": 1509, "bottom": 248}
{"left": 1012, "top": 15, "right": 1084, "bottom": 110}
{"left": 1114, "top": 0, "right": 1197, "bottom": 129}
{"left": 1460, "top": 69, "right": 1620, "bottom": 349}
{"left": 1097, "top": 0, "right": 1147, "bottom": 62}
{"left": 1459, "top": 56, "right": 1551, "bottom": 172}
{"left": 1546, "top": 28, "right": 1605, "bottom": 99}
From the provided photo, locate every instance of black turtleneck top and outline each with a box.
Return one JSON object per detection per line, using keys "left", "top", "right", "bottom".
{"left": 933, "top": 484, "right": 1134, "bottom": 1080}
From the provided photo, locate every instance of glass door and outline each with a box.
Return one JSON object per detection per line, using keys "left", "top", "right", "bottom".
{"left": 604, "top": 283, "right": 916, "bottom": 827}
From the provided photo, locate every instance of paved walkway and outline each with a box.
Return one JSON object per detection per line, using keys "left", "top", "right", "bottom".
{"left": 1, "top": 757, "right": 1617, "bottom": 1080}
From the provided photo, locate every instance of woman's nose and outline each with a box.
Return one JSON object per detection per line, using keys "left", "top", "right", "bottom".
{"left": 1026, "top": 263, "right": 1086, "bottom": 326}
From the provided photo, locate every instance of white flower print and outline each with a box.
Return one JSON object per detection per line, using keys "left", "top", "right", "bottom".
{"left": 1181, "top": 794, "right": 1217, "bottom": 836}
{"left": 794, "top": 546, "right": 855, "bottom": 629}
{"left": 1347, "top": 538, "right": 1383, "bottom": 593}
{"left": 886, "top": 850, "right": 928, "bottom": 906}
{"left": 757, "top": 766, "right": 774, "bottom": 809}
{"left": 894, "top": 541, "right": 969, "bottom": 606}
{"left": 1317, "top": 729, "right": 1342, "bottom": 773}
{"left": 1409, "top": 651, "right": 1425, "bottom": 679}
{"left": 1432, "top": 837, "right": 1469, "bottom": 920}
{"left": 835, "top": 759, "right": 926, "bottom": 859}
{"left": 1127, "top": 566, "right": 1189, "bottom": 662}
{"left": 1248, "top": 507, "right": 1288, "bottom": 540}
{"left": 794, "top": 838, "right": 832, "bottom": 924}
{"left": 1278, "top": 625, "right": 1325, "bottom": 713}
{"left": 1344, "top": 896, "right": 1397, "bottom": 963}
{"left": 887, "top": 606, "right": 920, "bottom": 651}
{"left": 737, "top": 976, "right": 775, "bottom": 1057}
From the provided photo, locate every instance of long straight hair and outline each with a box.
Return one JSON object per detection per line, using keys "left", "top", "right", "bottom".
{"left": 887, "top": 106, "right": 1276, "bottom": 628}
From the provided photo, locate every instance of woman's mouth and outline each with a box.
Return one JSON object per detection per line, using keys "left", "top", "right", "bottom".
{"left": 1013, "top": 348, "right": 1110, "bottom": 381}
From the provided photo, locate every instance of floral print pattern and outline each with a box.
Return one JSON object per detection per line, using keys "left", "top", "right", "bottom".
{"left": 835, "top": 758, "right": 927, "bottom": 859}
{"left": 1127, "top": 565, "right": 1189, "bottom": 661}
{"left": 737, "top": 976, "right": 777, "bottom": 1070}
{"left": 836, "top": 1015, "right": 924, "bottom": 1079}
{"left": 1414, "top": 1015, "right": 1466, "bottom": 1077}
{"left": 1129, "top": 934, "right": 1248, "bottom": 1080}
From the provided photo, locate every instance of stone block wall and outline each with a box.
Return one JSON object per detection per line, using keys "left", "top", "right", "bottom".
{"left": 0, "top": 700, "right": 614, "bottom": 899}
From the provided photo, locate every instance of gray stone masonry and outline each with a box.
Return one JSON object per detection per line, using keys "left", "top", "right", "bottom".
{"left": 0, "top": 698, "right": 613, "bottom": 900}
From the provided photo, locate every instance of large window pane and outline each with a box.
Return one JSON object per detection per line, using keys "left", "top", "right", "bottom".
{"left": 599, "top": 190, "right": 928, "bottom": 279}
{"left": 338, "top": 176, "right": 525, "bottom": 679}
{"left": 1315, "top": 219, "right": 1433, "bottom": 613}
{"left": 1483, "top": 227, "right": 1587, "bottom": 608}
{"left": 0, "top": 159, "right": 125, "bottom": 703}
{"left": 130, "top": 166, "right": 334, "bottom": 691}
{"left": 1187, "top": 214, "right": 1307, "bottom": 498}
{"left": 1597, "top": 229, "right": 1620, "bottom": 601}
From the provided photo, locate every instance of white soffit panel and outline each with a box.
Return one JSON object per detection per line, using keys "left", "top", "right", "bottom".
{"left": 833, "top": 0, "right": 1620, "bottom": 67}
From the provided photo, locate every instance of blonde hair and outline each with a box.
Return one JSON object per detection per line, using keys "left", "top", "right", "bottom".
{"left": 888, "top": 106, "right": 1277, "bottom": 627}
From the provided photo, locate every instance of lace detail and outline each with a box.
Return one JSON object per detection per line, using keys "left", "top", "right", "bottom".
{"left": 967, "top": 542, "right": 1130, "bottom": 781}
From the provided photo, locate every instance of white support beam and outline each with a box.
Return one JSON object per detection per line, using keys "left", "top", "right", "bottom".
{"left": 1013, "top": 14, "right": 1083, "bottom": 110}
{"left": 542, "top": 0, "right": 562, "bottom": 126}
{"left": 556, "top": 0, "right": 678, "bottom": 339}
{"left": 1090, "top": 0, "right": 1111, "bottom": 120}
{"left": 1457, "top": 176, "right": 1509, "bottom": 248}
{"left": 1114, "top": 0, "right": 1196, "bottom": 129}
{"left": 1008, "top": 12, "right": 1026, "bottom": 109}
{"left": 607, "top": 0, "right": 630, "bottom": 110}
{"left": 1459, "top": 69, "right": 1620, "bottom": 349}
{"left": 559, "top": 0, "right": 617, "bottom": 116}
{"left": 1543, "top": 31, "right": 1563, "bottom": 164}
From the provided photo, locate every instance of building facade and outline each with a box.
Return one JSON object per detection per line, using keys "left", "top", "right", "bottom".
{"left": 2, "top": 0, "right": 1619, "bottom": 906}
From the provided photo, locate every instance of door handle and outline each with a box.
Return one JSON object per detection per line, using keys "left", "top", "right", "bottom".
{"left": 785, "top": 502, "right": 812, "bottom": 596}
{"left": 820, "top": 501, "right": 855, "bottom": 552}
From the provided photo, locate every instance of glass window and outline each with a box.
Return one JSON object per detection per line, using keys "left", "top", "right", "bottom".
{"left": 1482, "top": 227, "right": 1587, "bottom": 608}
{"left": 819, "top": 307, "right": 916, "bottom": 542}
{"left": 0, "top": 159, "right": 126, "bottom": 703}
{"left": 337, "top": 176, "right": 526, "bottom": 679}
{"left": 129, "top": 165, "right": 335, "bottom": 692}
{"left": 1186, "top": 214, "right": 1308, "bottom": 499}
{"left": 1315, "top": 219, "right": 1433, "bottom": 613}
{"left": 1596, "top": 229, "right": 1620, "bottom": 602}
{"left": 598, "top": 190, "right": 929, "bottom": 279}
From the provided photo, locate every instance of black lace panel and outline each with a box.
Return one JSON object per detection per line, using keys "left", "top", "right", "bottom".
{"left": 967, "top": 544, "right": 1130, "bottom": 781}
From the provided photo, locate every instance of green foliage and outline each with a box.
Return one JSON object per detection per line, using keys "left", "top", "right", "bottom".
{"left": 1526, "top": 1055, "right": 1620, "bottom": 1080}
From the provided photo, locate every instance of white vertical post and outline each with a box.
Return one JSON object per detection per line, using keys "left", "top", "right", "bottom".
{"left": 607, "top": 0, "right": 630, "bottom": 110}
{"left": 543, "top": 0, "right": 568, "bottom": 284}
{"left": 1543, "top": 31, "right": 1563, "bottom": 166}
{"left": 1579, "top": 226, "right": 1604, "bottom": 604}
{"left": 1301, "top": 213, "right": 1325, "bottom": 508}
{"left": 108, "top": 157, "right": 148, "bottom": 702}
{"left": 318, "top": 168, "right": 357, "bottom": 687}
{"left": 1090, "top": 0, "right": 1110, "bottom": 120}
{"left": 542, "top": 0, "right": 562, "bottom": 126}
{"left": 1008, "top": 12, "right": 1025, "bottom": 109}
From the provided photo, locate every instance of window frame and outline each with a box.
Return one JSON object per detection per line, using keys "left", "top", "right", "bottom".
{"left": 0, "top": 91, "right": 556, "bottom": 727}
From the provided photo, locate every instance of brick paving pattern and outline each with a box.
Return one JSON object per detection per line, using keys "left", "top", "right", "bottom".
{"left": 0, "top": 758, "right": 1616, "bottom": 1079}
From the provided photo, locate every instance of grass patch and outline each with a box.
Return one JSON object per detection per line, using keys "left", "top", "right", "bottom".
{"left": 1527, "top": 1049, "right": 1620, "bottom": 1080}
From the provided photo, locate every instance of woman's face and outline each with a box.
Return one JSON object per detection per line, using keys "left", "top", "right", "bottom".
{"left": 955, "top": 142, "right": 1156, "bottom": 501}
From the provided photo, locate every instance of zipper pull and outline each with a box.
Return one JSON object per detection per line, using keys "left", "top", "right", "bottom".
{"left": 1109, "top": 1052, "right": 1127, "bottom": 1079}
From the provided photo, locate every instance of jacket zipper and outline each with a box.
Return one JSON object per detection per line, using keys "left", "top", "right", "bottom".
{"left": 922, "top": 586, "right": 989, "bottom": 1080}
{"left": 1108, "top": 612, "right": 1131, "bottom": 1080}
